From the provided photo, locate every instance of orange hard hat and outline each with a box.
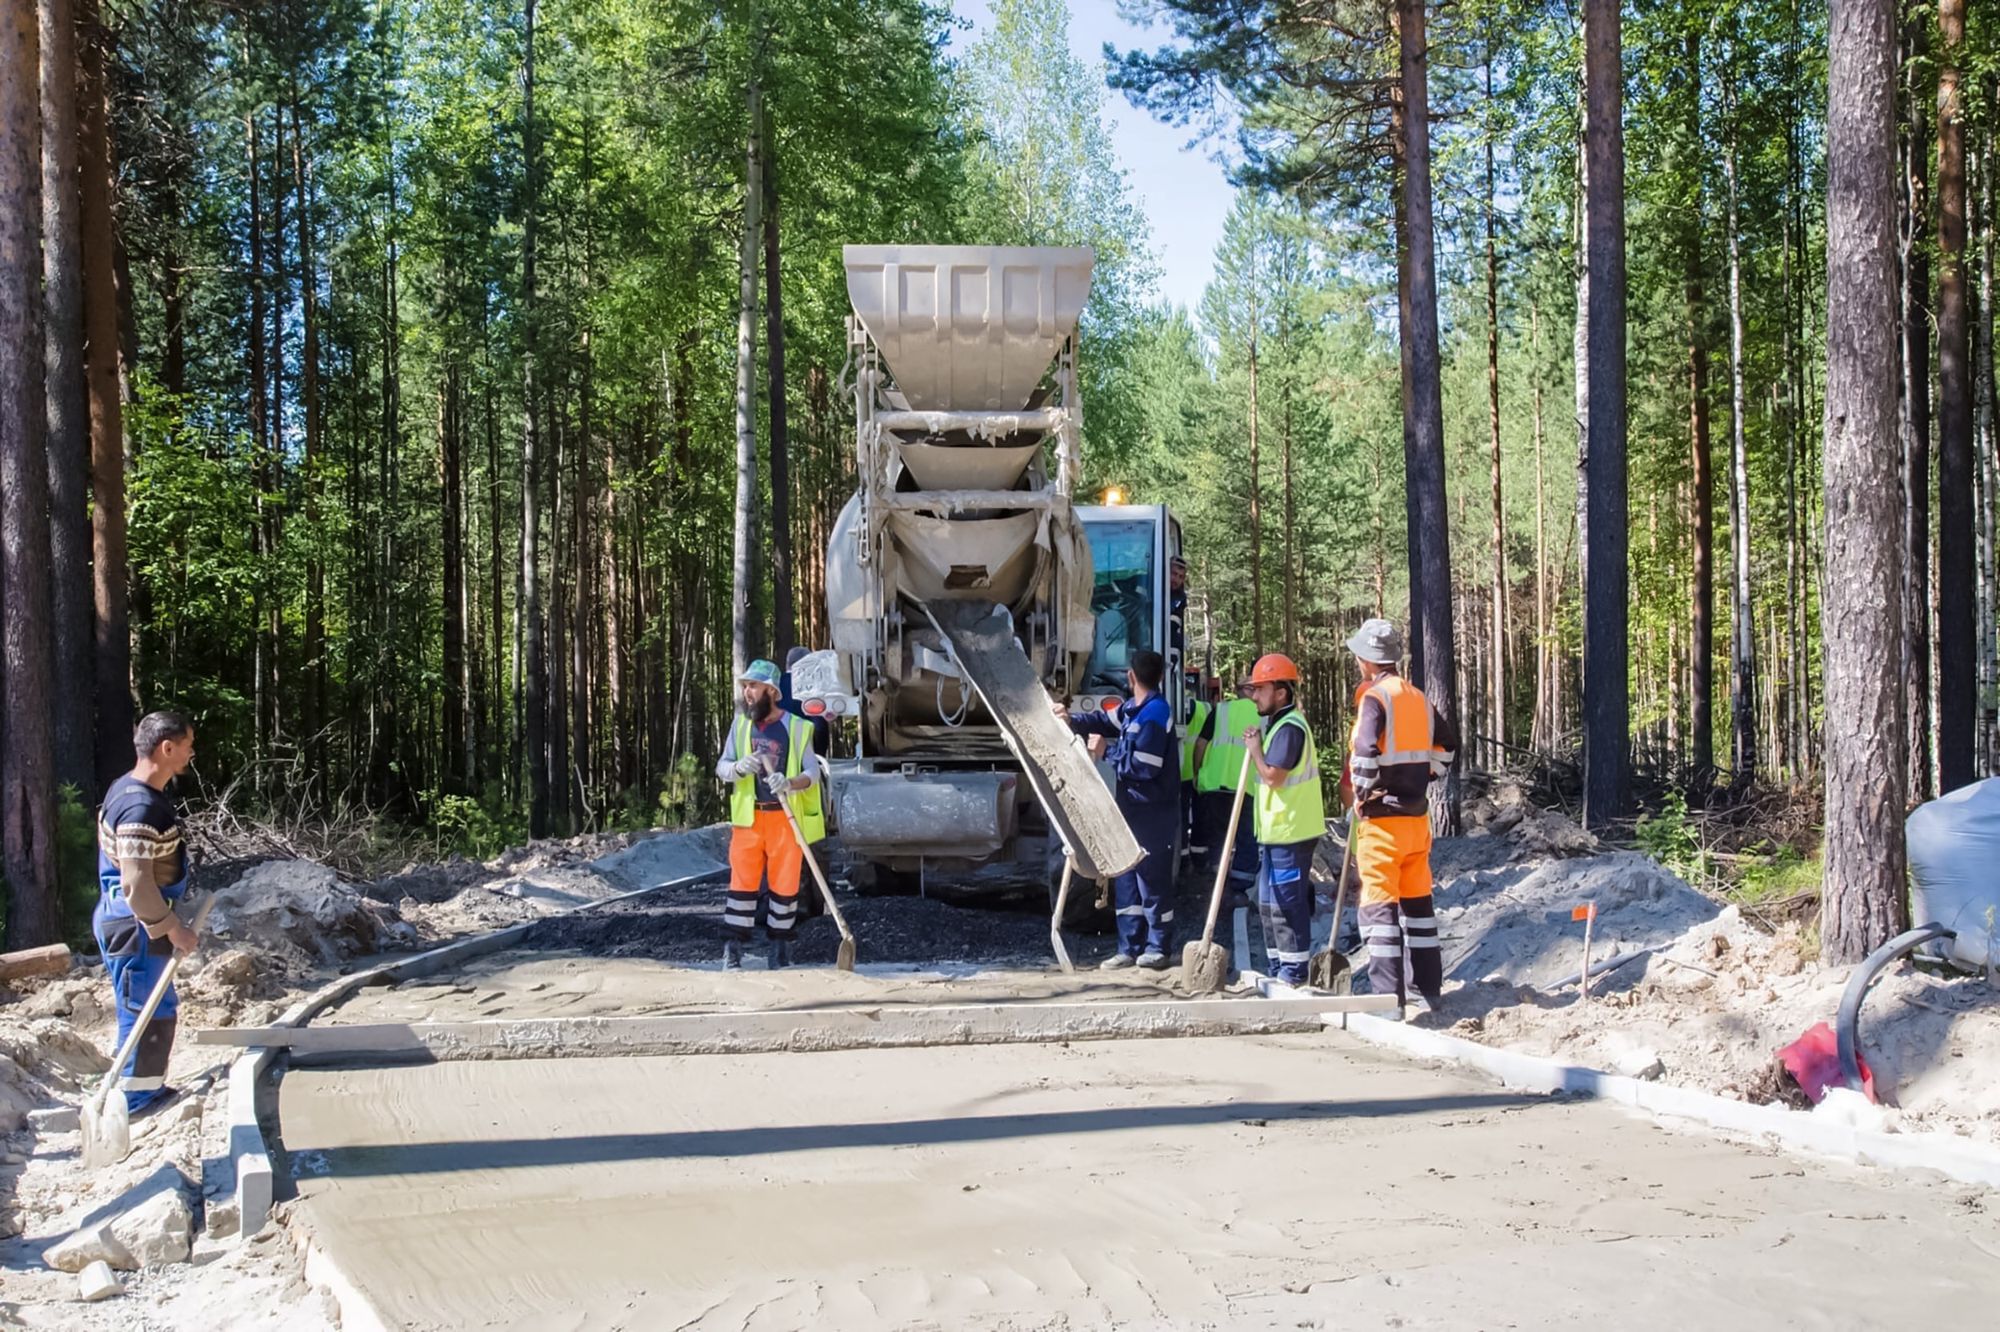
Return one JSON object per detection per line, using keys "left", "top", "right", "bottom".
{"left": 1248, "top": 653, "right": 1301, "bottom": 686}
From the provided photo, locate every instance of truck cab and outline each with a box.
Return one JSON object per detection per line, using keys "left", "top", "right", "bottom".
{"left": 1076, "top": 503, "right": 1186, "bottom": 732}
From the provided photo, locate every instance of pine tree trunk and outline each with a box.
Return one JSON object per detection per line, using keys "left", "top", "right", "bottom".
{"left": 2, "top": 0, "right": 58, "bottom": 947}
{"left": 1397, "top": 0, "right": 1460, "bottom": 832}
{"left": 763, "top": 114, "right": 794, "bottom": 661}
{"left": 293, "top": 96, "right": 328, "bottom": 778}
{"left": 246, "top": 107, "right": 271, "bottom": 783}
{"left": 78, "top": 0, "right": 128, "bottom": 790}
{"left": 1978, "top": 113, "right": 1999, "bottom": 775}
{"left": 1684, "top": 28, "right": 1716, "bottom": 785}
{"left": 1724, "top": 50, "right": 1757, "bottom": 784}
{"left": 1391, "top": 70, "right": 1424, "bottom": 687}
{"left": 1532, "top": 297, "right": 1550, "bottom": 754}
{"left": 1934, "top": 0, "right": 1975, "bottom": 793}
{"left": 1248, "top": 330, "right": 1263, "bottom": 656}
{"left": 521, "top": 0, "right": 548, "bottom": 837}
{"left": 40, "top": 0, "right": 90, "bottom": 798}
{"left": 1581, "top": 0, "right": 1629, "bottom": 825}
{"left": 1902, "top": 13, "right": 1934, "bottom": 800}
{"left": 442, "top": 366, "right": 467, "bottom": 795}
{"left": 1484, "top": 46, "right": 1506, "bottom": 753}
{"left": 1282, "top": 375, "right": 1296, "bottom": 656}
{"left": 1822, "top": 0, "right": 1907, "bottom": 963}
{"left": 733, "top": 70, "right": 763, "bottom": 675}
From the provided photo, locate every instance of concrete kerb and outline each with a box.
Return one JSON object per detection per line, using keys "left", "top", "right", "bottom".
{"left": 1320, "top": 1006, "right": 2000, "bottom": 1191}
{"left": 223, "top": 863, "right": 727, "bottom": 1239}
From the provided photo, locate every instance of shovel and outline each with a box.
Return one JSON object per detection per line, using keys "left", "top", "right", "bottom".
{"left": 773, "top": 779, "right": 856, "bottom": 972}
{"left": 83, "top": 892, "right": 215, "bottom": 1170}
{"left": 1049, "top": 855, "right": 1077, "bottom": 973}
{"left": 1307, "top": 814, "right": 1359, "bottom": 994}
{"left": 1180, "top": 749, "right": 1255, "bottom": 993}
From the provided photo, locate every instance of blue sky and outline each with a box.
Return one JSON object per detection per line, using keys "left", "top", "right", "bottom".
{"left": 948, "top": 1, "right": 1238, "bottom": 316}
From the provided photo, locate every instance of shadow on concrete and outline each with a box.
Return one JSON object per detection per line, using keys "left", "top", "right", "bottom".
{"left": 294, "top": 1092, "right": 1536, "bottom": 1180}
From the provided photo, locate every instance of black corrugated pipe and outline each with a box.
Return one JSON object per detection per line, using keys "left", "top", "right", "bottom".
{"left": 1836, "top": 923, "right": 1957, "bottom": 1094}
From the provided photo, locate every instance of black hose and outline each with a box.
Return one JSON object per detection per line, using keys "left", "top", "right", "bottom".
{"left": 1835, "top": 923, "right": 1956, "bottom": 1095}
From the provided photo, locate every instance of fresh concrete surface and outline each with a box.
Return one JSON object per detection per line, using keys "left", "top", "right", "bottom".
{"left": 280, "top": 1029, "right": 2000, "bottom": 1330}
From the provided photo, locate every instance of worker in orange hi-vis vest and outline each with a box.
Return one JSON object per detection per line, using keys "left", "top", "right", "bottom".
{"left": 1340, "top": 619, "right": 1460, "bottom": 1019}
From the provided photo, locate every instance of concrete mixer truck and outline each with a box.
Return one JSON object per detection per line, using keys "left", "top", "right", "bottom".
{"left": 785, "top": 246, "right": 1187, "bottom": 903}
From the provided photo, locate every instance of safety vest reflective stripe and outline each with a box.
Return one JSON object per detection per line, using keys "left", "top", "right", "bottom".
{"left": 1198, "top": 698, "right": 1257, "bottom": 793}
{"left": 1254, "top": 711, "right": 1328, "bottom": 844}
{"left": 728, "top": 714, "right": 826, "bottom": 843}
{"left": 1181, "top": 701, "right": 1210, "bottom": 782}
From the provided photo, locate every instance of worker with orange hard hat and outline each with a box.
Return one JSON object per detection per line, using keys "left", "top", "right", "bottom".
{"left": 1341, "top": 618, "right": 1459, "bottom": 1017}
{"left": 1240, "top": 651, "right": 1327, "bottom": 986}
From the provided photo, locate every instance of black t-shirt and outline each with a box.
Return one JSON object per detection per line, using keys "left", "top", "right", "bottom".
{"left": 1262, "top": 706, "right": 1307, "bottom": 773}
{"left": 95, "top": 774, "right": 186, "bottom": 888}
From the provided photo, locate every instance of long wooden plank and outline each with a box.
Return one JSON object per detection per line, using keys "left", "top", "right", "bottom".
{"left": 196, "top": 994, "right": 1396, "bottom": 1064}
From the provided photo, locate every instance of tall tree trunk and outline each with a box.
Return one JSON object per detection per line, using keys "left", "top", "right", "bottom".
{"left": 1391, "top": 71, "right": 1423, "bottom": 686}
{"left": 1484, "top": 47, "right": 1506, "bottom": 754}
{"left": 441, "top": 366, "right": 467, "bottom": 794}
{"left": 2, "top": 0, "right": 58, "bottom": 946}
{"left": 521, "top": 0, "right": 548, "bottom": 837}
{"left": 1902, "top": 12, "right": 1934, "bottom": 800}
{"left": 78, "top": 1, "right": 127, "bottom": 789}
{"left": 1532, "top": 297, "right": 1550, "bottom": 754}
{"left": 1821, "top": 0, "right": 1907, "bottom": 963}
{"left": 1685, "top": 28, "right": 1716, "bottom": 785}
{"left": 763, "top": 113, "right": 794, "bottom": 661}
{"left": 247, "top": 107, "right": 272, "bottom": 783}
{"left": 1935, "top": 0, "right": 1975, "bottom": 793}
{"left": 1724, "top": 46, "right": 1757, "bottom": 783}
{"left": 1396, "top": 0, "right": 1460, "bottom": 832}
{"left": 1248, "top": 328, "right": 1263, "bottom": 655}
{"left": 1978, "top": 114, "right": 1999, "bottom": 774}
{"left": 1581, "top": 0, "right": 1629, "bottom": 825}
{"left": 41, "top": 0, "right": 90, "bottom": 798}
{"left": 293, "top": 96, "right": 328, "bottom": 778}
{"left": 1282, "top": 372, "right": 1296, "bottom": 656}
{"left": 732, "top": 70, "right": 763, "bottom": 676}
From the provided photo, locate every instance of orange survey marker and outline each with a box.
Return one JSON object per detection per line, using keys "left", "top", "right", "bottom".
{"left": 1572, "top": 902, "right": 1598, "bottom": 1002}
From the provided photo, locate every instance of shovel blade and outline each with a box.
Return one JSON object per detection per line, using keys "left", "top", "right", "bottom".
{"left": 81, "top": 1094, "right": 129, "bottom": 1170}
{"left": 836, "top": 938, "right": 856, "bottom": 972}
{"left": 1179, "top": 940, "right": 1230, "bottom": 994}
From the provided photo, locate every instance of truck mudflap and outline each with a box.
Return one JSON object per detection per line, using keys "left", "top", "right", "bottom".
{"left": 920, "top": 599, "right": 1143, "bottom": 881}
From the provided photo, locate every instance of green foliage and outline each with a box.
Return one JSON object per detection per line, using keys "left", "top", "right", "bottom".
{"left": 1733, "top": 844, "right": 1823, "bottom": 906}
{"left": 422, "top": 789, "right": 528, "bottom": 861}
{"left": 1634, "top": 792, "right": 1710, "bottom": 887}
{"left": 55, "top": 786, "right": 102, "bottom": 949}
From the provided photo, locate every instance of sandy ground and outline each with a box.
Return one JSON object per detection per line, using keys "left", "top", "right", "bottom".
{"left": 279, "top": 1027, "right": 2000, "bottom": 1331}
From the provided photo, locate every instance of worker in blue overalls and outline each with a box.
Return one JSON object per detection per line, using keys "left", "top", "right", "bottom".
{"left": 1057, "top": 648, "right": 1180, "bottom": 970}
{"left": 94, "top": 711, "right": 200, "bottom": 1114}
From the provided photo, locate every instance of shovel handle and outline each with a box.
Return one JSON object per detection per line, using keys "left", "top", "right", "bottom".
{"left": 777, "top": 788, "right": 854, "bottom": 948}
{"left": 1197, "top": 749, "right": 1256, "bottom": 950}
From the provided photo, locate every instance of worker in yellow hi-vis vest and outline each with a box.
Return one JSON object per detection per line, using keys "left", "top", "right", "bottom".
{"left": 714, "top": 659, "right": 825, "bottom": 971}
{"left": 1192, "top": 677, "right": 1262, "bottom": 905}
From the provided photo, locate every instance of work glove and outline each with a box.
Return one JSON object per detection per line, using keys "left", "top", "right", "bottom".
{"left": 761, "top": 772, "right": 794, "bottom": 801}
{"left": 731, "top": 756, "right": 762, "bottom": 778}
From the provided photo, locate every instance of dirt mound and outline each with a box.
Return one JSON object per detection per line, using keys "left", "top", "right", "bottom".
{"left": 206, "top": 861, "right": 418, "bottom": 971}
{"left": 1439, "top": 849, "right": 1717, "bottom": 989}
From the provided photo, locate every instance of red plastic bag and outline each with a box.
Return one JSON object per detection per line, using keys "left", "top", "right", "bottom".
{"left": 1777, "top": 1021, "right": 1876, "bottom": 1104}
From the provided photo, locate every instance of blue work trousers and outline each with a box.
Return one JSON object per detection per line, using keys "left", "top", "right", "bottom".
{"left": 92, "top": 895, "right": 182, "bottom": 1113}
{"left": 1258, "top": 839, "right": 1320, "bottom": 985}
{"left": 1113, "top": 820, "right": 1177, "bottom": 958}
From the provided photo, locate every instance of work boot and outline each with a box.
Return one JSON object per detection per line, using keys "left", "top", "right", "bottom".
{"left": 767, "top": 939, "right": 792, "bottom": 970}
{"left": 722, "top": 939, "right": 743, "bottom": 970}
{"left": 1099, "top": 952, "right": 1137, "bottom": 971}
{"left": 1136, "top": 951, "right": 1170, "bottom": 971}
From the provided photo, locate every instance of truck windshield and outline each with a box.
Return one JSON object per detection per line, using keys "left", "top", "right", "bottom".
{"left": 1082, "top": 517, "right": 1156, "bottom": 691}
